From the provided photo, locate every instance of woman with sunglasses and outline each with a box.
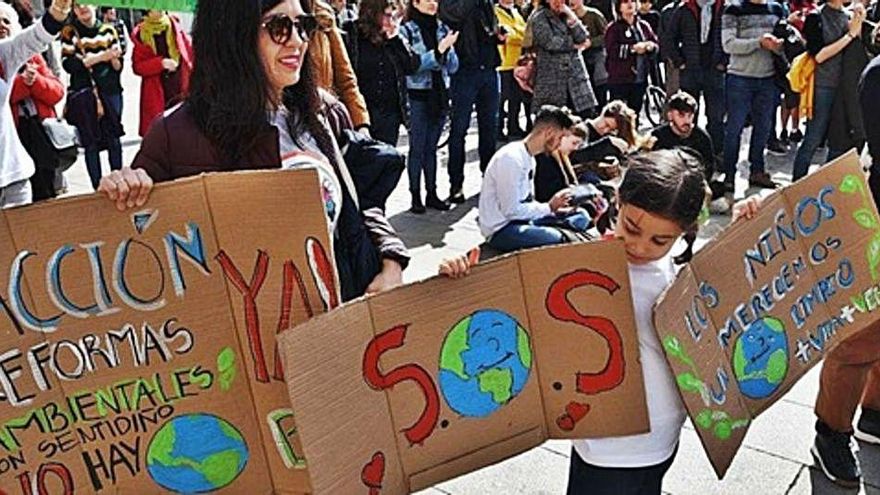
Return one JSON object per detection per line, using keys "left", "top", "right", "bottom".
{"left": 99, "top": 0, "right": 411, "bottom": 301}
{"left": 348, "top": 0, "right": 422, "bottom": 146}
{"left": 0, "top": 0, "right": 71, "bottom": 208}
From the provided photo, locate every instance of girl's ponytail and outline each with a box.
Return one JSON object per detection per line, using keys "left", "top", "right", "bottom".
{"left": 673, "top": 228, "right": 697, "bottom": 265}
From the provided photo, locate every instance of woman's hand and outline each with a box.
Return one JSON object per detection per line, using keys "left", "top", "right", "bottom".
{"left": 162, "top": 58, "right": 179, "bottom": 72}
{"left": 731, "top": 196, "right": 762, "bottom": 223}
{"left": 98, "top": 168, "right": 154, "bottom": 211}
{"left": 365, "top": 259, "right": 403, "bottom": 295}
{"left": 850, "top": 5, "right": 866, "bottom": 37}
{"left": 438, "top": 247, "right": 480, "bottom": 279}
{"left": 438, "top": 31, "right": 459, "bottom": 54}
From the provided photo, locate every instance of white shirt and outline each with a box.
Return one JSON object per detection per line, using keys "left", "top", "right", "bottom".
{"left": 0, "top": 21, "right": 54, "bottom": 190}
{"left": 478, "top": 140, "right": 552, "bottom": 238}
{"left": 572, "top": 255, "right": 687, "bottom": 468}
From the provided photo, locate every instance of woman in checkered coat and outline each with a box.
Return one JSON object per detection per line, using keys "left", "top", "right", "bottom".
{"left": 528, "top": 0, "right": 597, "bottom": 118}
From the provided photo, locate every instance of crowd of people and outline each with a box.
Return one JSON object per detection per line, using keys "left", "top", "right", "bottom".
{"left": 1, "top": 0, "right": 880, "bottom": 492}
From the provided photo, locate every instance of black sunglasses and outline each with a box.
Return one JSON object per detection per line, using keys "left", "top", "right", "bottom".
{"left": 261, "top": 13, "right": 317, "bottom": 45}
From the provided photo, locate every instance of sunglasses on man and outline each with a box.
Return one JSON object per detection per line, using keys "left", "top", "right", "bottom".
{"left": 261, "top": 13, "right": 317, "bottom": 45}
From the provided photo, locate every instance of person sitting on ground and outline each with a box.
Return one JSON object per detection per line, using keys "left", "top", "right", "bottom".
{"left": 650, "top": 91, "right": 727, "bottom": 210}
{"left": 478, "top": 105, "right": 591, "bottom": 253}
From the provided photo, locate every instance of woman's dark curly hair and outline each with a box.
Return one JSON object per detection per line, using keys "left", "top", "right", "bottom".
{"left": 358, "top": 0, "right": 395, "bottom": 45}
{"left": 188, "top": 0, "right": 334, "bottom": 165}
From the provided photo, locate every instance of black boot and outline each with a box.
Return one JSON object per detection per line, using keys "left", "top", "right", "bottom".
{"left": 425, "top": 191, "right": 451, "bottom": 211}
{"left": 410, "top": 193, "right": 426, "bottom": 214}
{"left": 812, "top": 421, "right": 862, "bottom": 488}
{"left": 447, "top": 188, "right": 465, "bottom": 204}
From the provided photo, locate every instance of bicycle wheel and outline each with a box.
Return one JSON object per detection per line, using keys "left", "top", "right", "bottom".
{"left": 643, "top": 85, "right": 667, "bottom": 127}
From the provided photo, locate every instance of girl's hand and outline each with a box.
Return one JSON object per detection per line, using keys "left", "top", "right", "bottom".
{"left": 366, "top": 259, "right": 404, "bottom": 294}
{"left": 439, "top": 31, "right": 459, "bottom": 54}
{"left": 731, "top": 196, "right": 762, "bottom": 223}
{"left": 439, "top": 248, "right": 480, "bottom": 279}
{"left": 98, "top": 168, "right": 153, "bottom": 211}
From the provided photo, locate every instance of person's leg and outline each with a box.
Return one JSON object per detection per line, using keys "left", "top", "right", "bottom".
{"left": 85, "top": 144, "right": 103, "bottom": 190}
{"left": 498, "top": 70, "right": 510, "bottom": 137}
{"left": 857, "top": 362, "right": 880, "bottom": 443}
{"left": 508, "top": 72, "right": 526, "bottom": 136}
{"left": 424, "top": 111, "right": 449, "bottom": 209}
{"left": 369, "top": 107, "right": 401, "bottom": 146}
{"left": 407, "top": 100, "right": 430, "bottom": 209}
{"left": 105, "top": 92, "right": 124, "bottom": 171}
{"left": 723, "top": 75, "right": 751, "bottom": 186}
{"left": 793, "top": 86, "right": 837, "bottom": 181}
{"left": 448, "top": 70, "right": 478, "bottom": 196}
{"left": 629, "top": 83, "right": 647, "bottom": 116}
{"left": 746, "top": 77, "right": 779, "bottom": 176}
{"left": 637, "top": 445, "right": 678, "bottom": 494}
{"left": 476, "top": 68, "right": 501, "bottom": 173}
{"left": 488, "top": 221, "right": 564, "bottom": 253}
{"left": 813, "top": 321, "right": 880, "bottom": 485}
{"left": 566, "top": 447, "right": 672, "bottom": 495}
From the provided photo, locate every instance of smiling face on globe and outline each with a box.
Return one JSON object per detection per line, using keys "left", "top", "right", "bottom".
{"left": 438, "top": 310, "right": 533, "bottom": 418}
{"left": 732, "top": 316, "right": 789, "bottom": 400}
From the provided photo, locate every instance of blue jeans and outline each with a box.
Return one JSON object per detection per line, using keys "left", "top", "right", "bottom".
{"left": 681, "top": 67, "right": 726, "bottom": 155}
{"left": 85, "top": 91, "right": 123, "bottom": 190}
{"left": 408, "top": 99, "right": 446, "bottom": 196}
{"left": 448, "top": 67, "right": 500, "bottom": 191}
{"left": 488, "top": 210, "right": 590, "bottom": 253}
{"left": 793, "top": 86, "right": 843, "bottom": 181}
{"left": 723, "top": 75, "right": 779, "bottom": 182}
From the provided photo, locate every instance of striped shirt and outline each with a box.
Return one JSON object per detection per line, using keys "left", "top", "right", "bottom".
{"left": 721, "top": 0, "right": 785, "bottom": 78}
{"left": 60, "top": 19, "right": 122, "bottom": 94}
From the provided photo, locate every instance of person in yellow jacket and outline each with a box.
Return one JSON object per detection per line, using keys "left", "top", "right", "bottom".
{"left": 496, "top": 0, "right": 530, "bottom": 139}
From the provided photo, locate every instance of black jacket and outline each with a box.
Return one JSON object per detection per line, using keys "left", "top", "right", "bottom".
{"left": 662, "top": 0, "right": 727, "bottom": 71}
{"left": 439, "top": 0, "right": 501, "bottom": 69}
{"left": 348, "top": 30, "right": 421, "bottom": 122}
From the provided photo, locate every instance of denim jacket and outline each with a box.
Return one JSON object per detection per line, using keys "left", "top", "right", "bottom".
{"left": 400, "top": 20, "right": 460, "bottom": 90}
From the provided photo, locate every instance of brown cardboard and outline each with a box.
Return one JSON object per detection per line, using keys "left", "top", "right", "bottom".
{"left": 653, "top": 151, "right": 877, "bottom": 478}
{"left": 0, "top": 169, "right": 334, "bottom": 494}
{"left": 280, "top": 240, "right": 650, "bottom": 494}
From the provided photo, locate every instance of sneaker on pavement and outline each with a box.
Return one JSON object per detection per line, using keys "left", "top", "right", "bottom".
{"left": 767, "top": 137, "right": 787, "bottom": 155}
{"left": 790, "top": 129, "right": 804, "bottom": 143}
{"left": 811, "top": 428, "right": 862, "bottom": 488}
{"left": 856, "top": 408, "right": 880, "bottom": 445}
{"left": 425, "top": 194, "right": 451, "bottom": 211}
{"left": 447, "top": 190, "right": 466, "bottom": 204}
{"left": 779, "top": 129, "right": 790, "bottom": 146}
{"left": 749, "top": 172, "right": 780, "bottom": 189}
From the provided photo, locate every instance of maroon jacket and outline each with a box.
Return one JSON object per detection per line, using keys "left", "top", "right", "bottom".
{"left": 604, "top": 18, "right": 658, "bottom": 85}
{"left": 131, "top": 102, "right": 410, "bottom": 280}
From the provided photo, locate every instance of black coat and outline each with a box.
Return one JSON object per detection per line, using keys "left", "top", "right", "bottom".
{"left": 439, "top": 0, "right": 501, "bottom": 69}
{"left": 662, "top": 0, "right": 727, "bottom": 71}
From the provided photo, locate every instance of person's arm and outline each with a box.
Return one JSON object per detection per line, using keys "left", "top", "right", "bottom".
{"left": 663, "top": 7, "right": 686, "bottom": 67}
{"left": 130, "top": 116, "right": 173, "bottom": 184}
{"left": 131, "top": 35, "right": 167, "bottom": 77}
{"left": 860, "top": 70, "right": 880, "bottom": 161}
{"left": 27, "top": 57, "right": 64, "bottom": 107}
{"left": 0, "top": 14, "right": 63, "bottom": 82}
{"left": 361, "top": 208, "right": 411, "bottom": 271}
{"left": 531, "top": 12, "right": 582, "bottom": 53}
{"left": 807, "top": 11, "right": 859, "bottom": 64}
{"left": 589, "top": 12, "right": 608, "bottom": 48}
{"left": 494, "top": 155, "right": 553, "bottom": 221}
{"left": 721, "top": 7, "right": 761, "bottom": 55}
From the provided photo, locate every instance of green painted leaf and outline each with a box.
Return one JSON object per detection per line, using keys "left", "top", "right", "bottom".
{"left": 853, "top": 208, "right": 878, "bottom": 229}
{"left": 840, "top": 174, "right": 860, "bottom": 194}
{"left": 851, "top": 295, "right": 867, "bottom": 312}
{"left": 868, "top": 235, "right": 880, "bottom": 281}
{"left": 714, "top": 418, "right": 733, "bottom": 440}
{"left": 695, "top": 409, "right": 713, "bottom": 429}
{"left": 676, "top": 372, "right": 703, "bottom": 393}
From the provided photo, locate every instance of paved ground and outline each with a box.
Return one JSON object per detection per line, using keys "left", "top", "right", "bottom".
{"left": 53, "top": 54, "right": 879, "bottom": 494}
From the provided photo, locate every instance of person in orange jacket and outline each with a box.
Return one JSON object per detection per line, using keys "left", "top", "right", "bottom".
{"left": 131, "top": 10, "right": 193, "bottom": 137}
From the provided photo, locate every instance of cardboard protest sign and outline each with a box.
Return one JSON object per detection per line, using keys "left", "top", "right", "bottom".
{"left": 280, "top": 241, "right": 650, "bottom": 494}
{"left": 653, "top": 151, "right": 879, "bottom": 478}
{"left": 0, "top": 170, "right": 336, "bottom": 494}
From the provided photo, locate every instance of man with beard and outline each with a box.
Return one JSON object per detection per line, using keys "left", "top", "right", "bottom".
{"left": 479, "top": 105, "right": 590, "bottom": 252}
{"left": 651, "top": 91, "right": 728, "bottom": 210}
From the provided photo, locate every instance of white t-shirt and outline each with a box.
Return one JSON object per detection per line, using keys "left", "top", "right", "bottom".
{"left": 270, "top": 107, "right": 343, "bottom": 234}
{"left": 478, "top": 140, "right": 552, "bottom": 238}
{"left": 572, "top": 255, "right": 687, "bottom": 468}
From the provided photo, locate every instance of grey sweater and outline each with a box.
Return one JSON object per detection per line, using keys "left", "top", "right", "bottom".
{"left": 721, "top": 0, "right": 785, "bottom": 78}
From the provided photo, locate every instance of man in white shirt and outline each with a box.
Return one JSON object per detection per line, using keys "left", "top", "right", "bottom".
{"left": 479, "top": 105, "right": 589, "bottom": 252}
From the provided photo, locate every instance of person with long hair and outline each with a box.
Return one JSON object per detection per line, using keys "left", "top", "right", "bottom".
{"left": 605, "top": 0, "right": 658, "bottom": 115}
{"left": 349, "top": 0, "right": 421, "bottom": 145}
{"left": 0, "top": 0, "right": 70, "bottom": 207}
{"left": 400, "top": 0, "right": 459, "bottom": 212}
{"left": 99, "top": 0, "right": 410, "bottom": 301}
